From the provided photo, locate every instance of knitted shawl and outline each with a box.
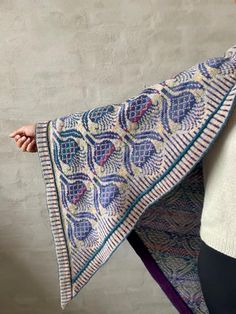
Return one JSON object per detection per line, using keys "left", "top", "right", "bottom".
{"left": 35, "top": 44, "right": 236, "bottom": 314}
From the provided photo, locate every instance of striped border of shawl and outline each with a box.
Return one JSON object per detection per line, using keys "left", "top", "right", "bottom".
{"left": 35, "top": 121, "right": 72, "bottom": 309}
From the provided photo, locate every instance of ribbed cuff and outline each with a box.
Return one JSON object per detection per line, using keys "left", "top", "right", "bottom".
{"left": 35, "top": 121, "right": 72, "bottom": 310}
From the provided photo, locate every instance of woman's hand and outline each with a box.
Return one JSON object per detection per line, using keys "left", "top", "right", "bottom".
{"left": 9, "top": 124, "right": 37, "bottom": 153}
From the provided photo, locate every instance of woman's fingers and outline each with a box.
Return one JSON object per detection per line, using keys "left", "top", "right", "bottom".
{"left": 16, "top": 136, "right": 28, "bottom": 148}
{"left": 11, "top": 133, "right": 37, "bottom": 153}
{"left": 14, "top": 134, "right": 21, "bottom": 141}
{"left": 21, "top": 137, "right": 31, "bottom": 152}
{"left": 26, "top": 138, "right": 37, "bottom": 153}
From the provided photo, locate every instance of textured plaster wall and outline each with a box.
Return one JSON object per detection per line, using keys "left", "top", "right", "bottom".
{"left": 0, "top": 1, "right": 235, "bottom": 314}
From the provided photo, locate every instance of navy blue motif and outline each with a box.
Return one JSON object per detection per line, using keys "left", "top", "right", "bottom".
{"left": 134, "top": 131, "right": 163, "bottom": 141}
{"left": 119, "top": 94, "right": 160, "bottom": 132}
{"left": 89, "top": 105, "right": 116, "bottom": 131}
{"left": 74, "top": 219, "right": 93, "bottom": 241}
{"left": 169, "top": 91, "right": 196, "bottom": 123}
{"left": 170, "top": 81, "right": 203, "bottom": 93}
{"left": 141, "top": 88, "right": 159, "bottom": 94}
{"left": 89, "top": 105, "right": 114, "bottom": 123}
{"left": 127, "top": 94, "right": 152, "bottom": 123}
{"left": 60, "top": 175, "right": 94, "bottom": 213}
{"left": 99, "top": 174, "right": 127, "bottom": 184}
{"left": 60, "top": 139, "right": 80, "bottom": 165}
{"left": 93, "top": 139, "right": 122, "bottom": 173}
{"left": 124, "top": 143, "right": 134, "bottom": 176}
{"left": 118, "top": 103, "right": 127, "bottom": 131}
{"left": 67, "top": 180, "right": 87, "bottom": 205}
{"left": 198, "top": 63, "right": 212, "bottom": 79}
{"left": 92, "top": 177, "right": 126, "bottom": 216}
{"left": 124, "top": 135, "right": 162, "bottom": 175}
{"left": 100, "top": 183, "right": 120, "bottom": 208}
{"left": 67, "top": 212, "right": 98, "bottom": 247}
{"left": 161, "top": 98, "right": 172, "bottom": 134}
{"left": 94, "top": 140, "right": 115, "bottom": 166}
{"left": 59, "top": 138, "right": 86, "bottom": 171}
{"left": 206, "top": 57, "right": 227, "bottom": 68}
{"left": 131, "top": 140, "right": 156, "bottom": 167}
{"left": 82, "top": 105, "right": 116, "bottom": 132}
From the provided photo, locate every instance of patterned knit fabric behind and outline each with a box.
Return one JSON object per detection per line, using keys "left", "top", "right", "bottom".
{"left": 134, "top": 160, "right": 206, "bottom": 313}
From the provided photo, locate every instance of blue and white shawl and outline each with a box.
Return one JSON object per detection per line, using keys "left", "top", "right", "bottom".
{"left": 35, "top": 44, "right": 236, "bottom": 314}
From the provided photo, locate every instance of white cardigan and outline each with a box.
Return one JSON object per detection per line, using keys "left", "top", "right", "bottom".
{"left": 200, "top": 102, "right": 236, "bottom": 258}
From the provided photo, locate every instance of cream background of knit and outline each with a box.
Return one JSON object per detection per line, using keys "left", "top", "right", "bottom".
{"left": 200, "top": 97, "right": 236, "bottom": 258}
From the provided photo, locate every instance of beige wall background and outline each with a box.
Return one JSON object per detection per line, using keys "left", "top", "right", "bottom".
{"left": 0, "top": 1, "right": 235, "bottom": 314}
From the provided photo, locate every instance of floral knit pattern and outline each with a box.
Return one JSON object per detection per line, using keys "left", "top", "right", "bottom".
{"left": 36, "top": 45, "right": 236, "bottom": 313}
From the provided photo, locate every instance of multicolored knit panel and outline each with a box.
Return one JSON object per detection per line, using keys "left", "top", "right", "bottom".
{"left": 39, "top": 45, "right": 236, "bottom": 311}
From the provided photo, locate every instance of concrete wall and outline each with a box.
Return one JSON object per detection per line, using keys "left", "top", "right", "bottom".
{"left": 1, "top": 1, "right": 235, "bottom": 314}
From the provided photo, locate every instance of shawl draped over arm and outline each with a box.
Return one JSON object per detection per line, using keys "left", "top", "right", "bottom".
{"left": 35, "top": 45, "right": 236, "bottom": 314}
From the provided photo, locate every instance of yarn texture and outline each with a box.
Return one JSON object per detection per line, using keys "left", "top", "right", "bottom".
{"left": 36, "top": 44, "right": 236, "bottom": 313}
